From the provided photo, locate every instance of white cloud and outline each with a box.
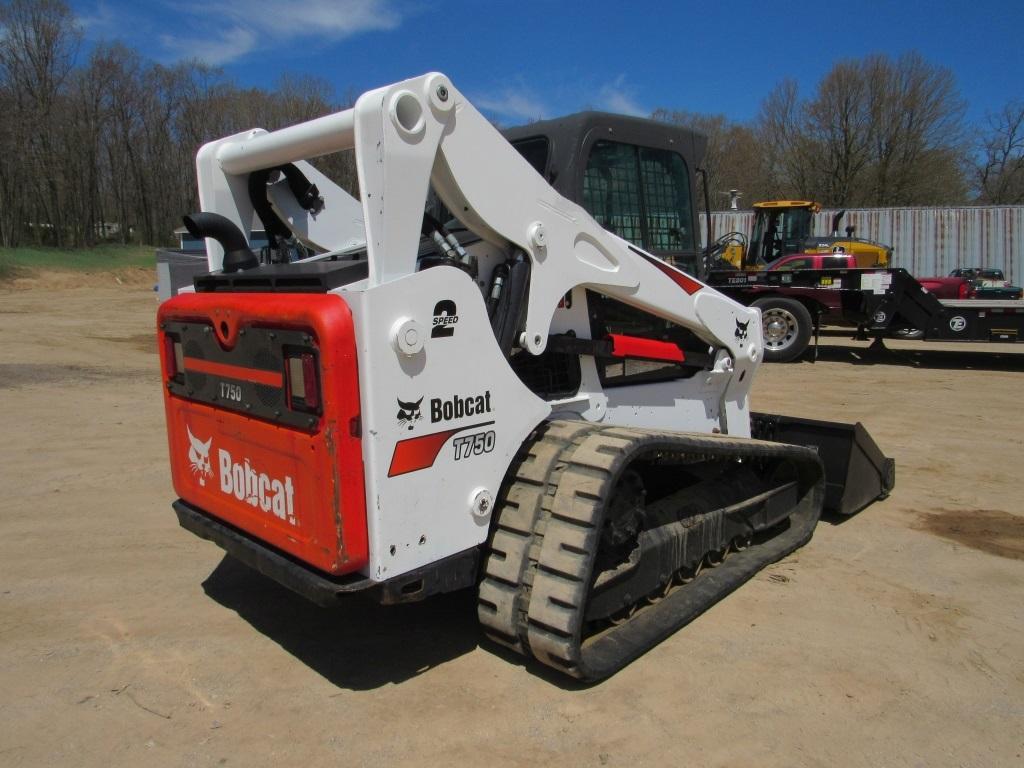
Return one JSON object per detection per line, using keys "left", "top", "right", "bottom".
{"left": 473, "top": 75, "right": 650, "bottom": 124}
{"left": 474, "top": 87, "right": 549, "bottom": 123}
{"left": 160, "top": 27, "right": 258, "bottom": 67}
{"left": 114, "top": 0, "right": 405, "bottom": 65}
{"left": 184, "top": 0, "right": 401, "bottom": 39}
{"left": 596, "top": 75, "right": 647, "bottom": 117}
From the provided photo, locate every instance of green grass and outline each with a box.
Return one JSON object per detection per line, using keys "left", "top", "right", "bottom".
{"left": 0, "top": 244, "right": 156, "bottom": 279}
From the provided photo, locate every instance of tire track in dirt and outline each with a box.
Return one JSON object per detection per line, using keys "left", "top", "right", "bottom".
{"left": 0, "top": 363, "right": 153, "bottom": 389}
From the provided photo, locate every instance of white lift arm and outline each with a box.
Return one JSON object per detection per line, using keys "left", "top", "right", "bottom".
{"left": 194, "top": 72, "right": 761, "bottom": 426}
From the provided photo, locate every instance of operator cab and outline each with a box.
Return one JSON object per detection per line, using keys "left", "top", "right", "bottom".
{"left": 503, "top": 112, "right": 707, "bottom": 278}
{"left": 748, "top": 201, "right": 818, "bottom": 266}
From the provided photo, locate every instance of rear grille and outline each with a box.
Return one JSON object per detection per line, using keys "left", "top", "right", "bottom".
{"left": 164, "top": 320, "right": 320, "bottom": 431}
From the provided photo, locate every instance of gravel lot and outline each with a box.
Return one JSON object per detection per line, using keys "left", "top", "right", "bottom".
{"left": 1, "top": 274, "right": 1022, "bottom": 767}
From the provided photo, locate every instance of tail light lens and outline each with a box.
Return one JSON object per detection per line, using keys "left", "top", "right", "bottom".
{"left": 285, "top": 349, "right": 321, "bottom": 414}
{"left": 162, "top": 333, "right": 184, "bottom": 382}
{"left": 958, "top": 281, "right": 970, "bottom": 299}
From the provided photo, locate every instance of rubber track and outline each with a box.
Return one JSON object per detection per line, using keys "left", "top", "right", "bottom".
{"left": 477, "top": 421, "right": 824, "bottom": 681}
{"left": 477, "top": 420, "right": 600, "bottom": 653}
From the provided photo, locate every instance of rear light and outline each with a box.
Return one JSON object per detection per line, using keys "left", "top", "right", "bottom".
{"left": 285, "top": 349, "right": 321, "bottom": 414}
{"left": 958, "top": 281, "right": 970, "bottom": 299}
{"left": 163, "top": 333, "right": 183, "bottom": 382}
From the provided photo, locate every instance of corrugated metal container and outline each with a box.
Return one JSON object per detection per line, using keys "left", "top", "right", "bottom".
{"left": 701, "top": 206, "right": 1024, "bottom": 283}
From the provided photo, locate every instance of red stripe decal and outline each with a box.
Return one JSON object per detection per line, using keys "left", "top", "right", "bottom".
{"left": 607, "top": 334, "right": 685, "bottom": 363}
{"left": 388, "top": 421, "right": 495, "bottom": 478}
{"left": 184, "top": 356, "right": 283, "bottom": 387}
{"left": 638, "top": 252, "right": 703, "bottom": 295}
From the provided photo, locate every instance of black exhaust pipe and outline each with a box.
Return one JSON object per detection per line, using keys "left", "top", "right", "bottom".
{"left": 830, "top": 209, "right": 846, "bottom": 237}
{"left": 183, "top": 212, "right": 258, "bottom": 273}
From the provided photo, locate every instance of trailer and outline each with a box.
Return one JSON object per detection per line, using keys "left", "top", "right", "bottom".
{"left": 707, "top": 266, "right": 1024, "bottom": 361}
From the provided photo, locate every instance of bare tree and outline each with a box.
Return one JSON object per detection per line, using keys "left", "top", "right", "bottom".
{"left": 804, "top": 62, "right": 875, "bottom": 205}
{"left": 756, "top": 79, "right": 822, "bottom": 201}
{"left": 864, "top": 52, "right": 967, "bottom": 205}
{"left": 0, "top": 0, "right": 81, "bottom": 245}
{"left": 751, "top": 55, "right": 968, "bottom": 207}
{"left": 0, "top": 16, "right": 985, "bottom": 252}
{"left": 651, "top": 109, "right": 772, "bottom": 211}
{"left": 977, "top": 100, "right": 1024, "bottom": 204}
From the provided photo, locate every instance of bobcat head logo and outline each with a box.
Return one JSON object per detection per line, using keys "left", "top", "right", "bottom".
{"left": 396, "top": 397, "right": 423, "bottom": 430}
{"left": 187, "top": 426, "right": 213, "bottom": 486}
{"left": 735, "top": 319, "right": 750, "bottom": 341}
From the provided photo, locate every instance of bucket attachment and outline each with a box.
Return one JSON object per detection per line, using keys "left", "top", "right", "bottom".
{"left": 752, "top": 413, "right": 895, "bottom": 516}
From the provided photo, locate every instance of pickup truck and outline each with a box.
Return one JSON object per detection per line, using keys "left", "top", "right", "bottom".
{"left": 764, "top": 252, "right": 882, "bottom": 271}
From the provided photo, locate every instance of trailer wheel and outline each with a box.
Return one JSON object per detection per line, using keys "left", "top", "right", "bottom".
{"left": 752, "top": 297, "right": 812, "bottom": 363}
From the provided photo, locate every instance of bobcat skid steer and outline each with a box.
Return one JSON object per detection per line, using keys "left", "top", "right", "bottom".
{"left": 158, "top": 73, "right": 894, "bottom": 681}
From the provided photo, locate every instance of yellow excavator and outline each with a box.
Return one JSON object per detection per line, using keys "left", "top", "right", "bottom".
{"left": 710, "top": 200, "right": 891, "bottom": 270}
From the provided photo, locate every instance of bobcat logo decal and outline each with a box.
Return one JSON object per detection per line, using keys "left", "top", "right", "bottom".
{"left": 187, "top": 426, "right": 213, "bottom": 486}
{"left": 735, "top": 319, "right": 750, "bottom": 341}
{"left": 396, "top": 397, "right": 423, "bottom": 430}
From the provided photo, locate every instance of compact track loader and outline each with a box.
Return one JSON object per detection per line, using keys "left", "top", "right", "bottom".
{"left": 159, "top": 73, "right": 893, "bottom": 681}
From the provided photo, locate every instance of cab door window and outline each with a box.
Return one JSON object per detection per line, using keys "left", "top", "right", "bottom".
{"left": 582, "top": 140, "right": 694, "bottom": 254}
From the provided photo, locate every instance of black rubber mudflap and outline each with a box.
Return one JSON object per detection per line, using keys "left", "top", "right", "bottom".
{"left": 478, "top": 422, "right": 825, "bottom": 682}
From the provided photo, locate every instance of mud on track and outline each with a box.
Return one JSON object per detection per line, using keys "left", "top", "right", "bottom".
{"left": 0, "top": 279, "right": 1022, "bottom": 767}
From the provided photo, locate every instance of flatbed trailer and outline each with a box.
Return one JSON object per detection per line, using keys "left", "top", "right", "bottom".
{"left": 707, "top": 267, "right": 1024, "bottom": 361}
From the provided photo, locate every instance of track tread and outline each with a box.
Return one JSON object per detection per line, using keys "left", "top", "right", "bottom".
{"left": 478, "top": 420, "right": 825, "bottom": 681}
{"left": 477, "top": 420, "right": 599, "bottom": 652}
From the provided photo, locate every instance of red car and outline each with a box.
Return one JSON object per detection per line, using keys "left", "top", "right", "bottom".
{"left": 920, "top": 268, "right": 1022, "bottom": 300}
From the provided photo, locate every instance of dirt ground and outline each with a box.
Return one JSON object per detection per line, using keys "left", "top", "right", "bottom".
{"left": 1, "top": 274, "right": 1022, "bottom": 768}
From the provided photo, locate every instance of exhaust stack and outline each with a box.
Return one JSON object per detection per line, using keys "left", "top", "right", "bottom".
{"left": 183, "top": 213, "right": 258, "bottom": 273}
{"left": 830, "top": 209, "right": 846, "bottom": 237}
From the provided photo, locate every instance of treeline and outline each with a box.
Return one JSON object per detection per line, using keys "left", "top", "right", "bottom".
{"left": 654, "top": 53, "right": 1024, "bottom": 211}
{"left": 0, "top": 0, "right": 354, "bottom": 248}
{"left": 2, "top": 0, "right": 1023, "bottom": 249}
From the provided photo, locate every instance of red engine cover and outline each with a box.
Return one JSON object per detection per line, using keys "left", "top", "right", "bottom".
{"left": 157, "top": 292, "right": 367, "bottom": 575}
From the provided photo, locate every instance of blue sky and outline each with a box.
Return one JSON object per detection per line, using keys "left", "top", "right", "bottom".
{"left": 71, "top": 0, "right": 1023, "bottom": 127}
